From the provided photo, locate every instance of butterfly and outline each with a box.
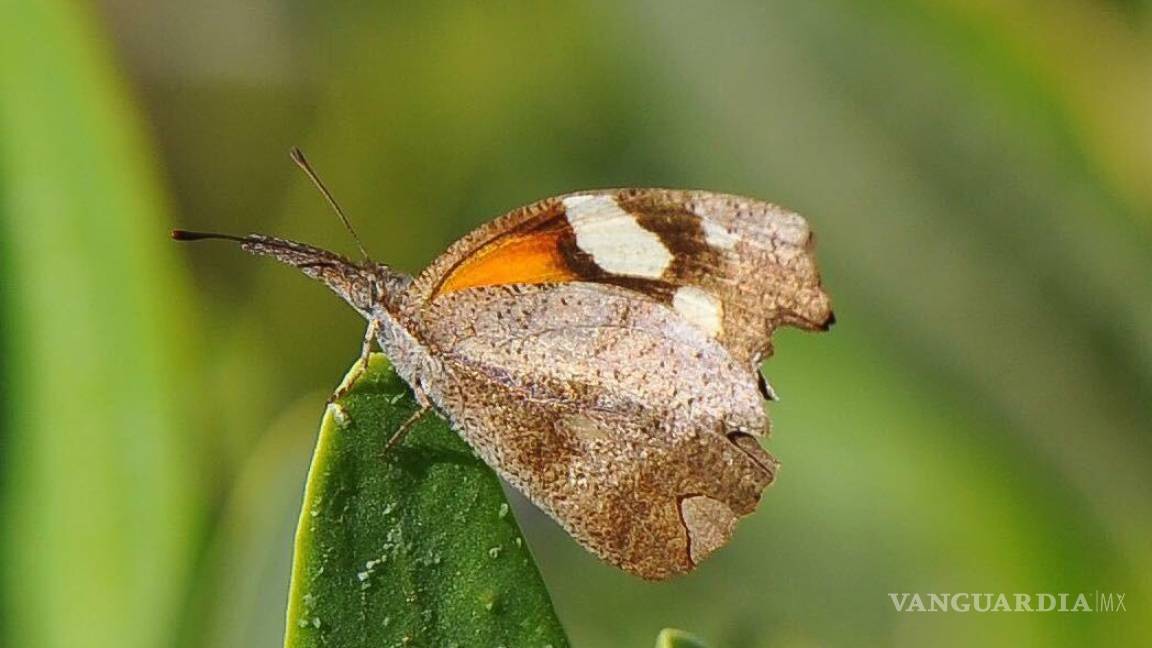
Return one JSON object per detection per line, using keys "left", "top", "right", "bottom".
{"left": 174, "top": 151, "right": 833, "bottom": 580}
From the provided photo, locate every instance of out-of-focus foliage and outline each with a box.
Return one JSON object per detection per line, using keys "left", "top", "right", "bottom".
{"left": 0, "top": 2, "right": 198, "bottom": 647}
{"left": 1, "top": 0, "right": 1149, "bottom": 646}
{"left": 285, "top": 355, "right": 567, "bottom": 647}
{"left": 655, "top": 628, "right": 711, "bottom": 648}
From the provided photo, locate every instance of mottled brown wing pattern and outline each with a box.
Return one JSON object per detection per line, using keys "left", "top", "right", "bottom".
{"left": 612, "top": 189, "right": 833, "bottom": 363}
{"left": 406, "top": 188, "right": 834, "bottom": 366}
{"left": 406, "top": 283, "right": 777, "bottom": 579}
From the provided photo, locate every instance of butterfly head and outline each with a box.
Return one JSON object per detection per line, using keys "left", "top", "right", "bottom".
{"left": 171, "top": 229, "right": 410, "bottom": 316}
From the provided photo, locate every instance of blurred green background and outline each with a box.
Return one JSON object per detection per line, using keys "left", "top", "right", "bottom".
{"left": 2, "top": 1, "right": 1150, "bottom": 646}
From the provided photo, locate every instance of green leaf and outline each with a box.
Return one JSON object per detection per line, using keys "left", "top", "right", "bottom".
{"left": 655, "top": 628, "right": 711, "bottom": 648}
{"left": 284, "top": 353, "right": 568, "bottom": 647}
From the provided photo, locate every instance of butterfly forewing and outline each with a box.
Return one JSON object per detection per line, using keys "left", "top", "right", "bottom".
{"left": 407, "top": 189, "right": 834, "bottom": 366}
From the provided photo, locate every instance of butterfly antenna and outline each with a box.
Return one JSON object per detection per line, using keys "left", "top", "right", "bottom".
{"left": 289, "top": 146, "right": 371, "bottom": 262}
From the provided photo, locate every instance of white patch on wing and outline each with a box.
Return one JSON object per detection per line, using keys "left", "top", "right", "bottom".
{"left": 563, "top": 194, "right": 672, "bottom": 278}
{"left": 672, "top": 286, "right": 724, "bottom": 336}
{"left": 701, "top": 219, "right": 738, "bottom": 250}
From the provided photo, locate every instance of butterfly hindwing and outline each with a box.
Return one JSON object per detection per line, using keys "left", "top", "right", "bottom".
{"left": 407, "top": 283, "right": 777, "bottom": 579}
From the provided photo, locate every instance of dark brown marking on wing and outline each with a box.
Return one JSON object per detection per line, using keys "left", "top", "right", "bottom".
{"left": 554, "top": 225, "right": 675, "bottom": 303}
{"left": 614, "top": 191, "right": 724, "bottom": 287}
{"left": 821, "top": 309, "right": 837, "bottom": 330}
{"left": 726, "top": 431, "right": 779, "bottom": 479}
{"left": 757, "top": 372, "right": 776, "bottom": 401}
{"left": 675, "top": 493, "right": 706, "bottom": 567}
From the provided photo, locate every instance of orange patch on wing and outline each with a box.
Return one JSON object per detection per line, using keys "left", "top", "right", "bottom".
{"left": 434, "top": 225, "right": 578, "bottom": 297}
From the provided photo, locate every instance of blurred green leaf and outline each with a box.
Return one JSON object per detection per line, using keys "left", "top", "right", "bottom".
{"left": 655, "top": 628, "right": 710, "bottom": 648}
{"left": 197, "top": 393, "right": 321, "bottom": 648}
{"left": 0, "top": 1, "right": 198, "bottom": 647}
{"left": 284, "top": 354, "right": 568, "bottom": 647}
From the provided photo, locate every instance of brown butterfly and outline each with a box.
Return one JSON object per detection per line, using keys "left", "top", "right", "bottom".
{"left": 174, "top": 150, "right": 833, "bottom": 580}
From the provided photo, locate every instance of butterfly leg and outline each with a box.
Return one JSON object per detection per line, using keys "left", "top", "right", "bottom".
{"left": 327, "top": 318, "right": 382, "bottom": 404}
{"left": 383, "top": 402, "right": 432, "bottom": 453}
